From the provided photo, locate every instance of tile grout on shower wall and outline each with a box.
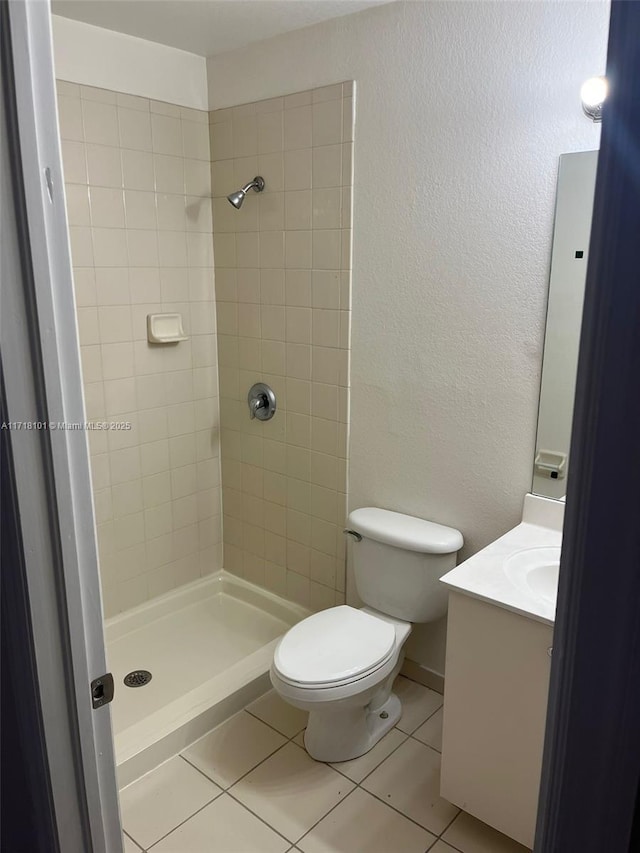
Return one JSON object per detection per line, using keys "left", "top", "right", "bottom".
{"left": 57, "top": 77, "right": 353, "bottom": 618}
{"left": 210, "top": 82, "right": 354, "bottom": 613}
{"left": 56, "top": 79, "right": 223, "bottom": 617}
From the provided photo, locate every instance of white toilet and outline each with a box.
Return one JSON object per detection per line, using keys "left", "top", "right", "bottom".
{"left": 270, "top": 507, "right": 463, "bottom": 762}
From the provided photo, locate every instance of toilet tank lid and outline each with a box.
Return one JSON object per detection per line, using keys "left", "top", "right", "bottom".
{"left": 348, "top": 507, "right": 463, "bottom": 554}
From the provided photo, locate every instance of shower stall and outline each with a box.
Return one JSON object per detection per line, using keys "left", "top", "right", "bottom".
{"left": 56, "top": 77, "right": 354, "bottom": 782}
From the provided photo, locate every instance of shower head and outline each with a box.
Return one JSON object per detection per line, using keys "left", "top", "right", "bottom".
{"left": 227, "top": 176, "right": 265, "bottom": 209}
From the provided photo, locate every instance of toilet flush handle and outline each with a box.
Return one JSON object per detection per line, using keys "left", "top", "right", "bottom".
{"left": 344, "top": 529, "right": 363, "bottom": 542}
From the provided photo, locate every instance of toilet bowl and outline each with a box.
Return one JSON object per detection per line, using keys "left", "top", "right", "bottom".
{"left": 270, "top": 507, "right": 463, "bottom": 763}
{"left": 271, "top": 605, "right": 411, "bottom": 762}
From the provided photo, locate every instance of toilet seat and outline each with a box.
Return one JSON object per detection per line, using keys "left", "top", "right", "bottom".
{"left": 273, "top": 605, "right": 397, "bottom": 689}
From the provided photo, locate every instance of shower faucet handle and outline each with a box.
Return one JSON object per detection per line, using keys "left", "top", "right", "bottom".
{"left": 248, "top": 382, "right": 276, "bottom": 421}
{"left": 249, "top": 396, "right": 265, "bottom": 418}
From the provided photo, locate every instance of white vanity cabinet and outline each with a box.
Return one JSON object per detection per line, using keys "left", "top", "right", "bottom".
{"left": 440, "top": 591, "right": 553, "bottom": 849}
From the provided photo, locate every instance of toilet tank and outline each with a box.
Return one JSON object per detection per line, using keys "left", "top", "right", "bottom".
{"left": 347, "top": 508, "right": 463, "bottom": 623}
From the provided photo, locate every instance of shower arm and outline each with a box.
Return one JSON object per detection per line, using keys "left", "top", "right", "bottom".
{"left": 241, "top": 177, "right": 265, "bottom": 194}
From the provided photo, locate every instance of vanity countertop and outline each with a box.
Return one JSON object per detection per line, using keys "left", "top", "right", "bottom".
{"left": 440, "top": 495, "right": 564, "bottom": 626}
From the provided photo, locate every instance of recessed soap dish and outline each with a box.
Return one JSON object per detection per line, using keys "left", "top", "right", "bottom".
{"left": 147, "top": 313, "right": 188, "bottom": 344}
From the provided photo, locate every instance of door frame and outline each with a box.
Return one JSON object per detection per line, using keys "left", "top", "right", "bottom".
{"left": 536, "top": 1, "right": 640, "bottom": 849}
{"left": 2, "top": 1, "right": 121, "bottom": 850}
{"left": 6, "top": 0, "right": 640, "bottom": 850}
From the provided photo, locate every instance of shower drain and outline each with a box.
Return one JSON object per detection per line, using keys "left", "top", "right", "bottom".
{"left": 123, "top": 670, "right": 152, "bottom": 688}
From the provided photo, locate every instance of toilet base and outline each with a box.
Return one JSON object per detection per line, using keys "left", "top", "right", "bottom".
{"left": 304, "top": 692, "right": 402, "bottom": 763}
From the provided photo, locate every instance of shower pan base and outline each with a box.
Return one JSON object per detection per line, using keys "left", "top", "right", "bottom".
{"left": 105, "top": 571, "right": 308, "bottom": 787}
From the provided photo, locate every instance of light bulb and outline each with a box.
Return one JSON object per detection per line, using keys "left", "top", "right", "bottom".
{"left": 580, "top": 76, "right": 608, "bottom": 122}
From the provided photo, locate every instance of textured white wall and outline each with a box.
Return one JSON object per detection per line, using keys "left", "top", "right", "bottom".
{"left": 52, "top": 15, "right": 208, "bottom": 109}
{"left": 207, "top": 0, "right": 608, "bottom": 674}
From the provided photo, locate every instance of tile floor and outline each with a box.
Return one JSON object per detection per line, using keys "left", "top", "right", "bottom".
{"left": 119, "top": 676, "right": 531, "bottom": 852}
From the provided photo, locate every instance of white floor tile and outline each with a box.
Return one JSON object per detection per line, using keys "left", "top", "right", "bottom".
{"left": 247, "top": 689, "right": 309, "bottom": 737}
{"left": 413, "top": 707, "right": 444, "bottom": 751}
{"left": 330, "top": 727, "right": 408, "bottom": 782}
{"left": 182, "top": 710, "right": 287, "bottom": 787}
{"left": 442, "top": 811, "right": 532, "bottom": 853}
{"left": 230, "top": 742, "right": 355, "bottom": 843}
{"left": 298, "top": 787, "right": 437, "bottom": 853}
{"left": 394, "top": 676, "right": 444, "bottom": 734}
{"left": 152, "top": 793, "right": 289, "bottom": 853}
{"left": 362, "top": 738, "right": 459, "bottom": 835}
{"left": 122, "top": 834, "right": 142, "bottom": 853}
{"left": 119, "top": 755, "right": 221, "bottom": 849}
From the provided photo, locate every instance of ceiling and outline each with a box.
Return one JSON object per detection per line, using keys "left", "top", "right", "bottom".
{"left": 52, "top": 0, "right": 389, "bottom": 57}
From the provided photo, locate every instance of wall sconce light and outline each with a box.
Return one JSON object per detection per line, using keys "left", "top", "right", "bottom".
{"left": 581, "top": 76, "right": 608, "bottom": 122}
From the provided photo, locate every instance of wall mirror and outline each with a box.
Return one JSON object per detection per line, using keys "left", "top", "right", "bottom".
{"left": 533, "top": 150, "right": 598, "bottom": 498}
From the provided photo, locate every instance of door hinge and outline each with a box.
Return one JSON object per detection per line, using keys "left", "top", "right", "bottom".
{"left": 91, "top": 673, "right": 114, "bottom": 709}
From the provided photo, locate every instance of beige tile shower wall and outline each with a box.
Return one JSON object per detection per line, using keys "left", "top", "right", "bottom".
{"left": 210, "top": 83, "right": 353, "bottom": 611}
{"left": 56, "top": 80, "right": 222, "bottom": 618}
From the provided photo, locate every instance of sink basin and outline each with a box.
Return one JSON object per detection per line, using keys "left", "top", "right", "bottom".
{"left": 504, "top": 547, "right": 561, "bottom": 607}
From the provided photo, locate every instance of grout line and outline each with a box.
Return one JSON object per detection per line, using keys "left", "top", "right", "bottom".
{"left": 411, "top": 737, "right": 441, "bottom": 754}
{"left": 255, "top": 712, "right": 458, "bottom": 848}
{"left": 180, "top": 726, "right": 357, "bottom": 848}
{"left": 328, "top": 727, "right": 410, "bottom": 786}
{"left": 434, "top": 839, "right": 465, "bottom": 853}
{"left": 224, "top": 788, "right": 300, "bottom": 848}
{"left": 421, "top": 701, "right": 445, "bottom": 725}
{"left": 291, "top": 784, "right": 360, "bottom": 848}
{"left": 272, "top": 678, "right": 443, "bottom": 787}
{"left": 178, "top": 752, "right": 226, "bottom": 787}
{"left": 137, "top": 744, "right": 457, "bottom": 853}
{"left": 295, "top": 734, "right": 448, "bottom": 846}
{"left": 426, "top": 835, "right": 453, "bottom": 853}
{"left": 180, "top": 733, "right": 290, "bottom": 793}
{"left": 356, "top": 779, "right": 456, "bottom": 841}
{"left": 394, "top": 701, "right": 445, "bottom": 738}
{"left": 350, "top": 737, "right": 460, "bottom": 840}
{"left": 181, "top": 704, "right": 288, "bottom": 760}
{"left": 436, "top": 809, "right": 464, "bottom": 842}
{"left": 123, "top": 829, "right": 145, "bottom": 852}
{"left": 407, "top": 703, "right": 444, "bottom": 752}
{"left": 129, "top": 695, "right": 453, "bottom": 851}
{"left": 144, "top": 791, "right": 221, "bottom": 850}
{"left": 244, "top": 705, "right": 306, "bottom": 741}
{"left": 225, "top": 738, "right": 302, "bottom": 789}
